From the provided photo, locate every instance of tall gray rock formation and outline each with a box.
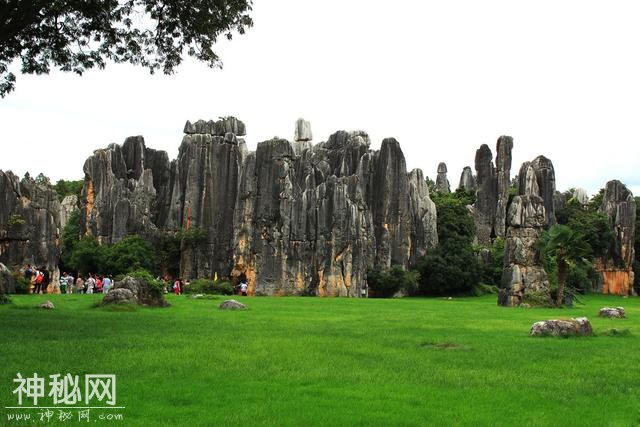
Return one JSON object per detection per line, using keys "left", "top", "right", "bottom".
{"left": 79, "top": 119, "right": 438, "bottom": 296}
{"left": 59, "top": 195, "right": 78, "bottom": 229}
{"left": 0, "top": 171, "right": 61, "bottom": 274}
{"left": 458, "top": 166, "right": 476, "bottom": 192}
{"left": 530, "top": 156, "right": 556, "bottom": 226}
{"left": 473, "top": 144, "right": 497, "bottom": 244}
{"left": 595, "top": 180, "right": 636, "bottom": 295}
{"left": 494, "top": 136, "right": 513, "bottom": 239}
{"left": 435, "top": 162, "right": 450, "bottom": 193}
{"left": 499, "top": 164, "right": 550, "bottom": 306}
{"left": 293, "top": 118, "right": 313, "bottom": 155}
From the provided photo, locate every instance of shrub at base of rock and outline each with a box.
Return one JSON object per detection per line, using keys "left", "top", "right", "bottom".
{"left": 530, "top": 317, "right": 592, "bottom": 337}
{"left": 101, "top": 288, "right": 136, "bottom": 305}
{"left": 101, "top": 276, "right": 169, "bottom": 307}
{"left": 219, "top": 300, "right": 246, "bottom": 310}
{"left": 599, "top": 307, "right": 625, "bottom": 318}
{"left": 39, "top": 300, "right": 55, "bottom": 310}
{"left": 0, "top": 263, "right": 16, "bottom": 295}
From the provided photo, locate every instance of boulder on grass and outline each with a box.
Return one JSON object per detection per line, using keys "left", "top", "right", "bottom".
{"left": 102, "top": 276, "right": 168, "bottom": 307}
{"left": 101, "top": 288, "right": 136, "bottom": 305}
{"left": 599, "top": 307, "right": 625, "bottom": 318}
{"left": 530, "top": 317, "right": 592, "bottom": 337}
{"left": 39, "top": 300, "right": 55, "bottom": 310}
{"left": 219, "top": 300, "right": 246, "bottom": 310}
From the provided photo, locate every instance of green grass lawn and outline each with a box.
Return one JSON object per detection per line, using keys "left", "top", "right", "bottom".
{"left": 1, "top": 294, "right": 639, "bottom": 426}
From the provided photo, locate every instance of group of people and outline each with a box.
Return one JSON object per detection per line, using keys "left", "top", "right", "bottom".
{"left": 24, "top": 265, "right": 113, "bottom": 295}
{"left": 59, "top": 272, "right": 113, "bottom": 294}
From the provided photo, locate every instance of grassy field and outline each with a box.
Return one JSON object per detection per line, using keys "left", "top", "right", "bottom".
{"left": 1, "top": 293, "right": 639, "bottom": 426}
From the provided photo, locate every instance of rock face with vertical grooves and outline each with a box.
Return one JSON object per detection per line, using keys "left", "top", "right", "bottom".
{"left": 530, "top": 155, "right": 556, "bottom": 226}
{"left": 595, "top": 180, "right": 636, "bottom": 295}
{"left": 499, "top": 163, "right": 550, "bottom": 307}
{"left": 0, "top": 171, "right": 61, "bottom": 275}
{"left": 78, "top": 120, "right": 438, "bottom": 296}
{"left": 471, "top": 137, "right": 513, "bottom": 245}
{"left": 435, "top": 162, "right": 450, "bottom": 194}
{"left": 458, "top": 166, "right": 476, "bottom": 192}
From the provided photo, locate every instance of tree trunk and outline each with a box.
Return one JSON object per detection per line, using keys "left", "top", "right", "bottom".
{"left": 556, "top": 258, "right": 567, "bottom": 307}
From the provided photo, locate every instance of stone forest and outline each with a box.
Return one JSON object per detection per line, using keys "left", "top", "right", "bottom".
{"left": 0, "top": 117, "right": 636, "bottom": 305}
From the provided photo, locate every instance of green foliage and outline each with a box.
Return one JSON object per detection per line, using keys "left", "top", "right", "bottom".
{"left": 6, "top": 213, "right": 26, "bottom": 228}
{"left": 472, "top": 283, "right": 499, "bottom": 296}
{"left": 418, "top": 188, "right": 481, "bottom": 295}
{"left": 187, "top": 279, "right": 234, "bottom": 295}
{"left": 479, "top": 238, "right": 505, "bottom": 287}
{"left": 60, "top": 209, "right": 81, "bottom": 271}
{"left": 35, "top": 173, "right": 50, "bottom": 185}
{"left": 367, "top": 266, "right": 420, "bottom": 298}
{"left": 539, "top": 224, "right": 592, "bottom": 305}
{"left": 125, "top": 269, "right": 164, "bottom": 292}
{"left": 180, "top": 227, "right": 208, "bottom": 244}
{"left": 68, "top": 236, "right": 106, "bottom": 276}
{"left": 556, "top": 198, "right": 614, "bottom": 255}
{"left": 103, "top": 236, "right": 156, "bottom": 276}
{"left": 53, "top": 179, "right": 83, "bottom": 201}
{"left": 0, "top": 0, "right": 254, "bottom": 97}
{"left": 155, "top": 232, "right": 182, "bottom": 278}
{"left": 12, "top": 273, "right": 31, "bottom": 295}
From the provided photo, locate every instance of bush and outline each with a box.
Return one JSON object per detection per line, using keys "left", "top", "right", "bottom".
{"left": 104, "top": 236, "right": 155, "bottom": 276}
{"left": 367, "top": 265, "right": 420, "bottom": 298}
{"left": 187, "top": 279, "right": 234, "bottom": 295}
{"left": 472, "top": 283, "right": 499, "bottom": 296}
{"left": 13, "top": 273, "right": 30, "bottom": 294}
{"left": 125, "top": 269, "right": 164, "bottom": 292}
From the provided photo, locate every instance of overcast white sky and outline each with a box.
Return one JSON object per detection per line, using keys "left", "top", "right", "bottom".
{"left": 1, "top": 0, "right": 639, "bottom": 197}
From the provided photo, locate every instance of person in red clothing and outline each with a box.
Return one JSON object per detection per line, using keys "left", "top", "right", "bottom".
{"left": 173, "top": 278, "right": 182, "bottom": 295}
{"left": 96, "top": 276, "right": 103, "bottom": 293}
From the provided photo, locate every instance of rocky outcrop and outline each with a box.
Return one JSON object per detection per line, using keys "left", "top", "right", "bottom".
{"left": 573, "top": 188, "right": 589, "bottom": 206}
{"left": 530, "top": 317, "right": 592, "bottom": 337}
{"left": 183, "top": 117, "right": 246, "bottom": 137}
{"left": 80, "top": 136, "right": 172, "bottom": 243}
{"left": 219, "top": 299, "right": 246, "bottom": 310}
{"left": 79, "top": 120, "right": 438, "bottom": 296}
{"left": 530, "top": 156, "right": 556, "bottom": 226}
{"left": 595, "top": 180, "right": 636, "bottom": 295}
{"left": 458, "top": 166, "right": 476, "bottom": 192}
{"left": 59, "top": 195, "right": 78, "bottom": 229}
{"left": 101, "top": 288, "right": 136, "bottom": 305}
{"left": 599, "top": 307, "right": 625, "bottom": 318}
{"left": 472, "top": 137, "right": 512, "bottom": 245}
{"left": 293, "top": 118, "right": 313, "bottom": 155}
{"left": 107, "top": 276, "right": 168, "bottom": 307}
{"left": 499, "top": 164, "right": 550, "bottom": 307}
{"left": 435, "top": 162, "right": 450, "bottom": 193}
{"left": 0, "top": 171, "right": 61, "bottom": 275}
{"left": 0, "top": 262, "right": 16, "bottom": 294}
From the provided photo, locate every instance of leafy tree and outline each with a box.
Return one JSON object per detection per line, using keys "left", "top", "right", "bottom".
{"left": 60, "top": 209, "right": 81, "bottom": 271}
{"left": 69, "top": 235, "right": 106, "bottom": 276}
{"left": 539, "top": 225, "right": 592, "bottom": 306}
{"left": 155, "top": 232, "right": 181, "bottom": 278}
{"left": 0, "top": 0, "right": 254, "bottom": 96}
{"left": 53, "top": 179, "right": 84, "bottom": 201}
{"left": 103, "top": 236, "right": 155, "bottom": 276}
{"left": 367, "top": 265, "right": 420, "bottom": 298}
{"left": 417, "top": 189, "right": 481, "bottom": 295}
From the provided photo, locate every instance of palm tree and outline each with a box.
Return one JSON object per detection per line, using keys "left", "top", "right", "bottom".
{"left": 539, "top": 225, "right": 592, "bottom": 306}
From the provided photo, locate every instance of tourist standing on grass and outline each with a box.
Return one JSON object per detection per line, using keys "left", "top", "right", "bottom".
{"left": 66, "top": 273, "right": 74, "bottom": 294}
{"left": 24, "top": 264, "right": 33, "bottom": 282}
{"left": 96, "top": 276, "right": 103, "bottom": 293}
{"left": 60, "top": 273, "right": 68, "bottom": 294}
{"left": 103, "top": 275, "right": 112, "bottom": 294}
{"left": 75, "top": 276, "right": 85, "bottom": 294}
{"left": 240, "top": 281, "right": 248, "bottom": 296}
{"left": 86, "top": 274, "right": 95, "bottom": 294}
{"left": 173, "top": 278, "right": 181, "bottom": 295}
{"left": 34, "top": 269, "right": 44, "bottom": 294}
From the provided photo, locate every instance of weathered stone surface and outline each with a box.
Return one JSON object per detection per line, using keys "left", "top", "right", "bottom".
{"left": 435, "top": 162, "right": 450, "bottom": 193}
{"left": 219, "top": 299, "right": 246, "bottom": 310}
{"left": 595, "top": 180, "right": 636, "bottom": 295}
{"left": 78, "top": 120, "right": 437, "bottom": 297}
{"left": 529, "top": 317, "right": 592, "bottom": 337}
{"left": 39, "top": 300, "right": 55, "bottom": 310}
{"left": 109, "top": 276, "right": 168, "bottom": 307}
{"left": 473, "top": 144, "right": 496, "bottom": 245}
{"left": 499, "top": 163, "right": 551, "bottom": 307}
{"left": 573, "top": 188, "right": 589, "bottom": 205}
{"left": 294, "top": 118, "right": 313, "bottom": 142}
{"left": 599, "top": 307, "right": 625, "bottom": 318}
{"left": 80, "top": 136, "right": 172, "bottom": 244}
{"left": 458, "top": 166, "right": 476, "bottom": 192}
{"left": 494, "top": 136, "right": 513, "bottom": 239}
{"left": 530, "top": 156, "right": 556, "bottom": 226}
{"left": 0, "top": 262, "right": 16, "bottom": 294}
{"left": 101, "top": 288, "right": 136, "bottom": 305}
{"left": 0, "top": 171, "right": 61, "bottom": 276}
{"left": 59, "top": 195, "right": 78, "bottom": 229}
{"left": 183, "top": 117, "right": 246, "bottom": 136}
